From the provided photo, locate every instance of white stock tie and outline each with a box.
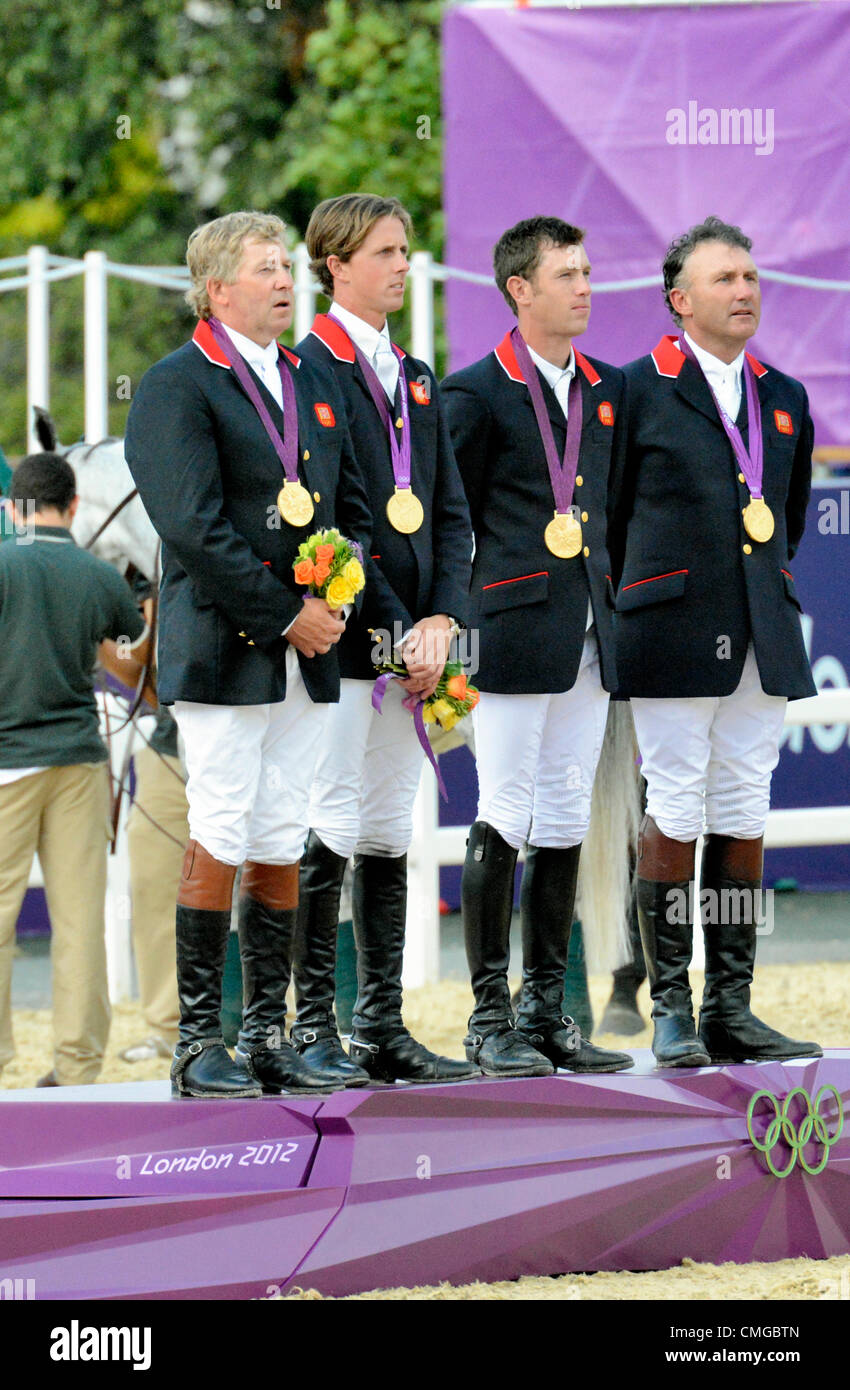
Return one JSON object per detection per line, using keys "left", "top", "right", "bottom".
{"left": 373, "top": 337, "right": 400, "bottom": 400}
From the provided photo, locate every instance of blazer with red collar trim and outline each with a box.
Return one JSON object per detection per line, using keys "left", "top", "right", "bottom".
{"left": 124, "top": 320, "right": 372, "bottom": 706}
{"left": 441, "top": 332, "right": 625, "bottom": 695}
{"left": 609, "top": 334, "right": 815, "bottom": 700}
{"left": 296, "top": 313, "right": 472, "bottom": 680}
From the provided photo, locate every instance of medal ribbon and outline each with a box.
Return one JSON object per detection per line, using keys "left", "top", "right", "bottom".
{"left": 207, "top": 316, "right": 299, "bottom": 482}
{"left": 326, "top": 313, "right": 412, "bottom": 491}
{"left": 678, "top": 336, "right": 764, "bottom": 499}
{"left": 510, "top": 327, "right": 582, "bottom": 515}
{"left": 371, "top": 672, "right": 448, "bottom": 801}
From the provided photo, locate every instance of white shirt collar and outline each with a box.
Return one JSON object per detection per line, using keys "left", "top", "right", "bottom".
{"left": 527, "top": 343, "right": 576, "bottom": 394}
{"left": 222, "top": 324, "right": 280, "bottom": 375}
{"left": 682, "top": 332, "right": 745, "bottom": 381}
{"left": 330, "top": 301, "right": 392, "bottom": 361}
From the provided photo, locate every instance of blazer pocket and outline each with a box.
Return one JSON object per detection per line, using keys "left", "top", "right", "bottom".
{"left": 616, "top": 568, "right": 688, "bottom": 612}
{"left": 481, "top": 570, "right": 549, "bottom": 615}
{"left": 782, "top": 569, "right": 803, "bottom": 612}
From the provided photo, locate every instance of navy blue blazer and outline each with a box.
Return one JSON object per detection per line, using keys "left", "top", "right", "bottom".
{"left": 609, "top": 335, "right": 816, "bottom": 700}
{"left": 442, "top": 333, "right": 625, "bottom": 695}
{"left": 296, "top": 314, "right": 472, "bottom": 680}
{"left": 124, "top": 320, "right": 372, "bottom": 706}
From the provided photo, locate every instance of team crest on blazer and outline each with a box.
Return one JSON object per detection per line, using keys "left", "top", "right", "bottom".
{"left": 409, "top": 380, "right": 430, "bottom": 406}
{"left": 774, "top": 409, "right": 793, "bottom": 435}
{"left": 314, "top": 402, "right": 336, "bottom": 427}
{"left": 597, "top": 401, "right": 614, "bottom": 426}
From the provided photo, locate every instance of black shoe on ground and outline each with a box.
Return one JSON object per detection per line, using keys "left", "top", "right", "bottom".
{"left": 464, "top": 1023, "right": 554, "bottom": 1078}
{"left": 349, "top": 1030, "right": 478, "bottom": 1084}
{"left": 291, "top": 1026, "right": 370, "bottom": 1088}
{"left": 518, "top": 1015, "right": 634, "bottom": 1072}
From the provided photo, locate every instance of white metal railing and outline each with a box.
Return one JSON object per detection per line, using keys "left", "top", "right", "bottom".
{"left": 4, "top": 245, "right": 850, "bottom": 453}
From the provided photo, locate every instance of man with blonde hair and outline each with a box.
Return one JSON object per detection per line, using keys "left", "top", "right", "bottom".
{"left": 292, "top": 193, "right": 475, "bottom": 1086}
{"left": 125, "top": 210, "right": 372, "bottom": 1098}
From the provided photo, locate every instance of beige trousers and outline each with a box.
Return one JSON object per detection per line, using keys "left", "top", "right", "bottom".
{"left": 126, "top": 747, "right": 189, "bottom": 1042}
{"left": 0, "top": 763, "right": 111, "bottom": 1084}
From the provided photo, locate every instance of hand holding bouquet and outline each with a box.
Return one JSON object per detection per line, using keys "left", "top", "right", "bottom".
{"left": 293, "top": 529, "right": 365, "bottom": 609}
{"left": 372, "top": 656, "right": 480, "bottom": 799}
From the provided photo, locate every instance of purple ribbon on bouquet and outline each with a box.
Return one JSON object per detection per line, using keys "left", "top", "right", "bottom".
{"left": 372, "top": 673, "right": 448, "bottom": 801}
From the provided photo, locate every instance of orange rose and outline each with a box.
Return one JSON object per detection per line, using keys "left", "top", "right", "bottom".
{"left": 313, "top": 561, "right": 331, "bottom": 585}
{"left": 315, "top": 543, "right": 336, "bottom": 562}
{"left": 446, "top": 673, "right": 468, "bottom": 700}
{"left": 294, "top": 559, "right": 314, "bottom": 585}
{"left": 466, "top": 688, "right": 480, "bottom": 710}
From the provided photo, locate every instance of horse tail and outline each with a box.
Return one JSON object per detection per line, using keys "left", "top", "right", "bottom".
{"left": 33, "top": 406, "right": 58, "bottom": 452}
{"left": 577, "top": 700, "right": 640, "bottom": 973}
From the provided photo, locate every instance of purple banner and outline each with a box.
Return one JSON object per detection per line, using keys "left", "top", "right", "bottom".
{"left": 443, "top": 2, "right": 850, "bottom": 444}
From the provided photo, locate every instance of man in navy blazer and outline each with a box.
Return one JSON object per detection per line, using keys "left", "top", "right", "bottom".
{"left": 610, "top": 215, "right": 821, "bottom": 1068}
{"left": 442, "top": 216, "right": 632, "bottom": 1079}
{"left": 125, "top": 211, "right": 372, "bottom": 1099}
{"left": 290, "top": 193, "right": 475, "bottom": 1087}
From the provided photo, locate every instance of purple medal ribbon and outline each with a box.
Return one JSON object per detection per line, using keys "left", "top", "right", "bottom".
{"left": 207, "top": 316, "right": 299, "bottom": 484}
{"left": 678, "top": 336, "right": 764, "bottom": 499}
{"left": 327, "top": 313, "right": 412, "bottom": 491}
{"left": 511, "top": 327, "right": 582, "bottom": 516}
{"left": 372, "top": 672, "right": 448, "bottom": 802}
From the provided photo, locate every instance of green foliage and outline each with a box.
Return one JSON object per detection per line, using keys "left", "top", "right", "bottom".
{"left": 0, "top": 0, "right": 445, "bottom": 455}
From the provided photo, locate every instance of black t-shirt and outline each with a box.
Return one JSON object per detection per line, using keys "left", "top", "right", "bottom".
{"left": 0, "top": 527, "right": 145, "bottom": 766}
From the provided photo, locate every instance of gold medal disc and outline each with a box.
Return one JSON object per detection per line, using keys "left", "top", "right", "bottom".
{"left": 386, "top": 487, "right": 424, "bottom": 534}
{"left": 277, "top": 480, "right": 315, "bottom": 527}
{"left": 544, "top": 510, "right": 583, "bottom": 559}
{"left": 742, "top": 496, "right": 775, "bottom": 543}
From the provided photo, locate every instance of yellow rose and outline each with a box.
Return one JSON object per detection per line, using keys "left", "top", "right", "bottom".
{"left": 437, "top": 710, "right": 459, "bottom": 731}
{"left": 429, "top": 698, "right": 455, "bottom": 725}
{"left": 342, "top": 558, "right": 365, "bottom": 592}
{"left": 325, "top": 576, "right": 356, "bottom": 609}
{"left": 422, "top": 703, "right": 436, "bottom": 723}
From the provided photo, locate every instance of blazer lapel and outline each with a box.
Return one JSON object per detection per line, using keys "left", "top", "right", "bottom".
{"left": 674, "top": 356, "right": 726, "bottom": 429}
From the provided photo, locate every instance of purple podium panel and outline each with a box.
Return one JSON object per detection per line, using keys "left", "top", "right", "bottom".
{"left": 0, "top": 1082, "right": 343, "bottom": 1299}
{"left": 284, "top": 1053, "right": 850, "bottom": 1297}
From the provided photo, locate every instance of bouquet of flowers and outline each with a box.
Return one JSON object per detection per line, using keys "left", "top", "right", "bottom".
{"left": 293, "top": 528, "right": 365, "bottom": 608}
{"left": 375, "top": 657, "right": 480, "bottom": 731}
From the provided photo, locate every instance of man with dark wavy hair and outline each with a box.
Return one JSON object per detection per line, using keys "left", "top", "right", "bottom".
{"left": 609, "top": 215, "right": 821, "bottom": 1068}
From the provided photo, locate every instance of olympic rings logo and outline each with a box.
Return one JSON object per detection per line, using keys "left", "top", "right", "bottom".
{"left": 746, "top": 1086, "right": 844, "bottom": 1178}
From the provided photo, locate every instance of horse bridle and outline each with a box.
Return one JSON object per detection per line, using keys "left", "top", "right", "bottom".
{"left": 78, "top": 469, "right": 165, "bottom": 846}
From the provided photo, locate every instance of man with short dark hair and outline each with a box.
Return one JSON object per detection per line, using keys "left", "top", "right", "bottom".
{"left": 610, "top": 214, "right": 821, "bottom": 1067}
{"left": 292, "top": 192, "right": 475, "bottom": 1086}
{"left": 442, "top": 216, "right": 632, "bottom": 1078}
{"left": 0, "top": 451, "right": 148, "bottom": 1086}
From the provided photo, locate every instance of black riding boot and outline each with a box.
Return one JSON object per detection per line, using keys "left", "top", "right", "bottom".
{"left": 698, "top": 835, "right": 822, "bottom": 1062}
{"left": 637, "top": 878, "right": 710, "bottom": 1067}
{"left": 348, "top": 852, "right": 476, "bottom": 1083}
{"left": 171, "top": 840, "right": 260, "bottom": 1099}
{"left": 515, "top": 844, "right": 633, "bottom": 1072}
{"left": 291, "top": 832, "right": 369, "bottom": 1087}
{"left": 234, "top": 863, "right": 344, "bottom": 1095}
{"left": 462, "top": 822, "right": 553, "bottom": 1077}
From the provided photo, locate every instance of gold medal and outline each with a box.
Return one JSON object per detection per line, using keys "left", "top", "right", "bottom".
{"left": 742, "top": 496, "right": 775, "bottom": 543}
{"left": 277, "top": 479, "right": 314, "bottom": 527}
{"left": 544, "top": 510, "right": 583, "bottom": 559}
{"left": 386, "top": 486, "right": 424, "bottom": 534}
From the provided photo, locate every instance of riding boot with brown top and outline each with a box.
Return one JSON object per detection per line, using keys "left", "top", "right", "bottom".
{"left": 234, "top": 861, "right": 343, "bottom": 1094}
{"left": 636, "top": 816, "right": 710, "bottom": 1068}
{"left": 171, "top": 840, "right": 261, "bottom": 1098}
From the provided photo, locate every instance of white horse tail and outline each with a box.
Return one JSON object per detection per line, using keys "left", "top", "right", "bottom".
{"left": 577, "top": 700, "right": 641, "bottom": 973}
